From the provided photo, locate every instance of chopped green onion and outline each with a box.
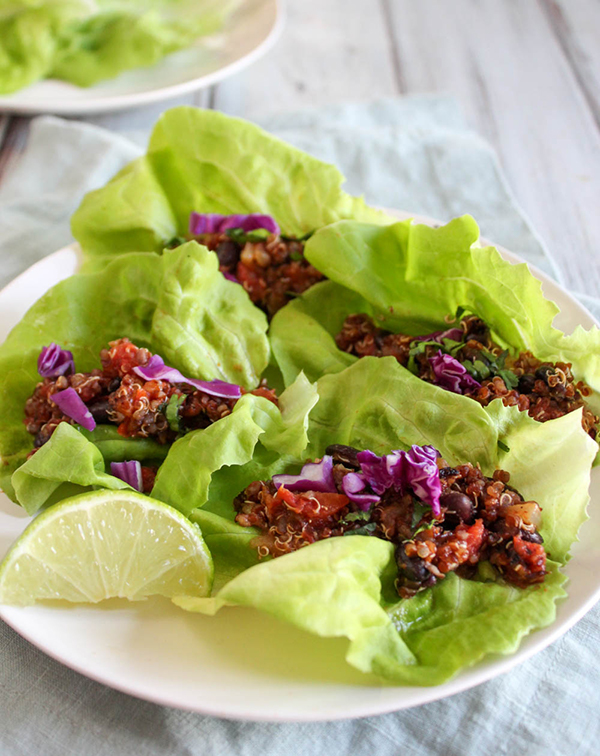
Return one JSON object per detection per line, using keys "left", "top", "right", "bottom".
{"left": 165, "top": 394, "right": 186, "bottom": 432}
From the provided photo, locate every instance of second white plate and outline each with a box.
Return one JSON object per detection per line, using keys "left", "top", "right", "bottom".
{"left": 0, "top": 0, "right": 282, "bottom": 116}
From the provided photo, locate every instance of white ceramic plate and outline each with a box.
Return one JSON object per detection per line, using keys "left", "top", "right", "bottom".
{"left": 1, "top": 216, "right": 599, "bottom": 722}
{"left": 0, "top": 0, "right": 282, "bottom": 116}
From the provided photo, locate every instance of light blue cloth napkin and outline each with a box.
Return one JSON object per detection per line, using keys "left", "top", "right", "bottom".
{"left": 1, "top": 96, "right": 599, "bottom": 756}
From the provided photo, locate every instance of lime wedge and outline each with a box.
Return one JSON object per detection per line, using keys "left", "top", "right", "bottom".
{"left": 0, "top": 490, "right": 213, "bottom": 605}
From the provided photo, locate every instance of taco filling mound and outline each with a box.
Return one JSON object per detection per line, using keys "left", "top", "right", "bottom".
{"left": 234, "top": 443, "right": 547, "bottom": 598}
{"left": 171, "top": 212, "right": 324, "bottom": 317}
{"left": 24, "top": 338, "right": 277, "bottom": 491}
{"left": 336, "top": 313, "right": 599, "bottom": 438}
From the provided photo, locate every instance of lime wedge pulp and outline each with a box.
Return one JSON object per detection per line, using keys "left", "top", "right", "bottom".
{"left": 0, "top": 490, "right": 213, "bottom": 605}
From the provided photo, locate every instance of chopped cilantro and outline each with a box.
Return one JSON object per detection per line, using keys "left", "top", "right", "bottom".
{"left": 340, "top": 510, "right": 371, "bottom": 524}
{"left": 498, "top": 369, "right": 519, "bottom": 389}
{"left": 281, "top": 230, "right": 315, "bottom": 242}
{"left": 411, "top": 502, "right": 429, "bottom": 530}
{"left": 473, "top": 359, "right": 491, "bottom": 379}
{"left": 165, "top": 235, "right": 187, "bottom": 249}
{"left": 226, "top": 227, "right": 271, "bottom": 245}
{"left": 343, "top": 522, "right": 378, "bottom": 537}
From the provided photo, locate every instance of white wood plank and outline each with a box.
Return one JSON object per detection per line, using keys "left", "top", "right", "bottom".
{"left": 213, "top": 0, "right": 399, "bottom": 118}
{"left": 385, "top": 0, "right": 600, "bottom": 298}
{"left": 542, "top": 0, "right": 600, "bottom": 128}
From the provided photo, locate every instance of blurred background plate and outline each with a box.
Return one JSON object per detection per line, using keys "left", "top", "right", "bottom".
{"left": 0, "top": 0, "right": 282, "bottom": 116}
{"left": 1, "top": 212, "right": 599, "bottom": 721}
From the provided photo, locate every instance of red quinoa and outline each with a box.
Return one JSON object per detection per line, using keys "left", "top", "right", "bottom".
{"left": 191, "top": 232, "right": 325, "bottom": 317}
{"left": 24, "top": 338, "right": 278, "bottom": 449}
{"left": 234, "top": 444, "right": 548, "bottom": 597}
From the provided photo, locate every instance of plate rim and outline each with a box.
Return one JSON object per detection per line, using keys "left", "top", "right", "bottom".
{"left": 1, "top": 215, "right": 600, "bottom": 722}
{"left": 0, "top": 0, "right": 283, "bottom": 116}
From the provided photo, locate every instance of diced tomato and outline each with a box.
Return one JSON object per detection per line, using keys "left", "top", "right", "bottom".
{"left": 268, "top": 486, "right": 349, "bottom": 522}
{"left": 512, "top": 534, "right": 546, "bottom": 575}
{"left": 236, "top": 263, "right": 268, "bottom": 303}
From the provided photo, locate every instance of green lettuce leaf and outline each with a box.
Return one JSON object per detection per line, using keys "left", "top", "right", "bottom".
{"left": 174, "top": 536, "right": 418, "bottom": 676}
{"left": 10, "top": 423, "right": 171, "bottom": 516}
{"left": 486, "top": 404, "right": 597, "bottom": 563}
{"left": 78, "top": 425, "right": 170, "bottom": 464}
{"left": 307, "top": 356, "right": 500, "bottom": 473}
{"left": 270, "top": 280, "right": 367, "bottom": 385}
{"left": 11, "top": 423, "right": 131, "bottom": 516}
{"left": 382, "top": 563, "right": 566, "bottom": 685}
{"left": 0, "top": 0, "right": 79, "bottom": 94}
{"left": 151, "top": 241, "right": 269, "bottom": 386}
{"left": 0, "top": 0, "right": 235, "bottom": 94}
{"left": 0, "top": 242, "right": 269, "bottom": 503}
{"left": 152, "top": 373, "right": 318, "bottom": 517}
{"left": 71, "top": 106, "right": 391, "bottom": 261}
{"left": 281, "top": 216, "right": 600, "bottom": 413}
{"left": 171, "top": 384, "right": 595, "bottom": 685}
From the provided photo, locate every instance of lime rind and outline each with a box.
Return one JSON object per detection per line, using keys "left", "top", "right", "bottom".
{"left": 0, "top": 489, "right": 213, "bottom": 606}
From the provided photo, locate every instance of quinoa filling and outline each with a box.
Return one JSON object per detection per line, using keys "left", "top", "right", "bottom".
{"left": 336, "top": 313, "right": 598, "bottom": 438}
{"left": 24, "top": 338, "right": 278, "bottom": 490}
{"left": 170, "top": 229, "right": 324, "bottom": 318}
{"left": 234, "top": 443, "right": 547, "bottom": 598}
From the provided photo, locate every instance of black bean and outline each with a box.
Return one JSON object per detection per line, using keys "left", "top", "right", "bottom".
{"left": 439, "top": 467, "right": 459, "bottom": 479}
{"left": 518, "top": 374, "right": 536, "bottom": 394}
{"left": 440, "top": 491, "right": 474, "bottom": 522}
{"left": 325, "top": 444, "right": 360, "bottom": 468}
{"left": 215, "top": 240, "right": 240, "bottom": 269}
{"left": 88, "top": 398, "right": 111, "bottom": 424}
{"left": 108, "top": 378, "right": 121, "bottom": 393}
{"left": 535, "top": 365, "right": 555, "bottom": 384}
{"left": 520, "top": 530, "right": 544, "bottom": 544}
{"left": 395, "top": 545, "right": 430, "bottom": 583}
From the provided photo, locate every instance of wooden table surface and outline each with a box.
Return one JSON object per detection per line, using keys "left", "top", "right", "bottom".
{"left": 0, "top": 0, "right": 598, "bottom": 298}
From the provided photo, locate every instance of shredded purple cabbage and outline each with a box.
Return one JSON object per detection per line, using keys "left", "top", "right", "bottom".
{"left": 429, "top": 352, "right": 481, "bottom": 394}
{"left": 401, "top": 445, "right": 442, "bottom": 516}
{"left": 357, "top": 445, "right": 442, "bottom": 517}
{"left": 272, "top": 456, "right": 336, "bottom": 493}
{"left": 133, "top": 355, "right": 241, "bottom": 399}
{"left": 50, "top": 388, "right": 96, "bottom": 431}
{"left": 415, "top": 327, "right": 463, "bottom": 343}
{"left": 222, "top": 271, "right": 240, "bottom": 283}
{"left": 37, "top": 343, "right": 75, "bottom": 378}
{"left": 355, "top": 450, "right": 395, "bottom": 495}
{"left": 341, "top": 472, "right": 381, "bottom": 511}
{"left": 268, "top": 443, "right": 443, "bottom": 516}
{"left": 189, "top": 212, "right": 280, "bottom": 236}
{"left": 110, "top": 460, "right": 143, "bottom": 492}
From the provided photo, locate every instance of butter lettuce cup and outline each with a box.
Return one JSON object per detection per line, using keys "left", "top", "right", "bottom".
{"left": 159, "top": 356, "right": 596, "bottom": 685}
{"left": 70, "top": 106, "right": 392, "bottom": 319}
{"left": 0, "top": 240, "right": 317, "bottom": 515}
{"left": 270, "top": 215, "right": 600, "bottom": 446}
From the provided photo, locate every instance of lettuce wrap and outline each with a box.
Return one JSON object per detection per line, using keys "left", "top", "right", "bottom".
{"left": 0, "top": 0, "right": 236, "bottom": 94}
{"left": 270, "top": 216, "right": 600, "bottom": 428}
{"left": 0, "top": 240, "right": 317, "bottom": 512}
{"left": 70, "top": 106, "right": 391, "bottom": 265}
{"left": 139, "top": 351, "right": 596, "bottom": 684}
